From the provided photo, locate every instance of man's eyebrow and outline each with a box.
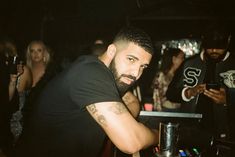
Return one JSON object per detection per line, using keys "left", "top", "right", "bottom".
{"left": 127, "top": 55, "right": 139, "bottom": 61}
{"left": 127, "top": 54, "right": 150, "bottom": 67}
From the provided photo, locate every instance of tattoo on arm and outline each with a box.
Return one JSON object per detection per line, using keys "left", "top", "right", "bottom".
{"left": 87, "top": 102, "right": 128, "bottom": 127}
{"left": 108, "top": 102, "right": 128, "bottom": 115}
{"left": 87, "top": 104, "right": 107, "bottom": 127}
{"left": 122, "top": 92, "right": 138, "bottom": 107}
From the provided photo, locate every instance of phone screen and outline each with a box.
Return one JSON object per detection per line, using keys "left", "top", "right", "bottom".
{"left": 206, "top": 83, "right": 220, "bottom": 90}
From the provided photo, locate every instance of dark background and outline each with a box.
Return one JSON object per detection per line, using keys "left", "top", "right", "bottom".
{"left": 1, "top": 0, "right": 235, "bottom": 52}
{"left": 1, "top": 0, "right": 235, "bottom": 100}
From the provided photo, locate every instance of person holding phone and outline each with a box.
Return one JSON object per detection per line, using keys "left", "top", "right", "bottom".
{"left": 166, "top": 21, "right": 235, "bottom": 152}
{"left": 2, "top": 40, "right": 33, "bottom": 146}
{"left": 0, "top": 40, "right": 27, "bottom": 156}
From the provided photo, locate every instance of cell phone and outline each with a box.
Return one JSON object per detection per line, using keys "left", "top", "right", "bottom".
{"left": 206, "top": 83, "right": 220, "bottom": 90}
{"left": 9, "top": 56, "right": 19, "bottom": 74}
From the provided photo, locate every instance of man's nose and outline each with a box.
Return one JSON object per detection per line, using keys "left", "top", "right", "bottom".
{"left": 131, "top": 67, "right": 141, "bottom": 78}
{"left": 211, "top": 49, "right": 217, "bottom": 52}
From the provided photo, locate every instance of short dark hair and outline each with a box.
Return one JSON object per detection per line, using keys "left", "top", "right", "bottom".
{"left": 113, "top": 26, "right": 154, "bottom": 55}
{"left": 202, "top": 22, "right": 231, "bottom": 49}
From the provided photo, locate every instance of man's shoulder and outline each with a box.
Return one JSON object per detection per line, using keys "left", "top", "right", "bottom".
{"left": 182, "top": 54, "right": 202, "bottom": 67}
{"left": 69, "top": 55, "right": 111, "bottom": 81}
{"left": 227, "top": 52, "right": 235, "bottom": 61}
{"left": 71, "top": 55, "right": 104, "bottom": 70}
{"left": 185, "top": 53, "right": 201, "bottom": 62}
{"left": 75, "top": 55, "right": 98, "bottom": 64}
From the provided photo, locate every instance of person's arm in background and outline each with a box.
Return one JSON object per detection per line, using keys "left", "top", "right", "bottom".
{"left": 166, "top": 64, "right": 185, "bottom": 103}
{"left": 8, "top": 63, "right": 25, "bottom": 100}
{"left": 8, "top": 74, "right": 18, "bottom": 101}
{"left": 16, "top": 65, "right": 32, "bottom": 93}
{"left": 152, "top": 73, "right": 163, "bottom": 111}
{"left": 122, "top": 91, "right": 140, "bottom": 118}
{"left": 166, "top": 62, "right": 206, "bottom": 103}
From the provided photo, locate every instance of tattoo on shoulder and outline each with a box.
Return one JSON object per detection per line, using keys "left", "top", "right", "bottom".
{"left": 87, "top": 104, "right": 97, "bottom": 114}
{"left": 87, "top": 104, "right": 107, "bottom": 127}
{"left": 108, "top": 102, "right": 128, "bottom": 115}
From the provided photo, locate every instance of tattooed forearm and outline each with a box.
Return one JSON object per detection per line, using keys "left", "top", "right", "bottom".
{"left": 87, "top": 104, "right": 107, "bottom": 127}
{"left": 122, "top": 92, "right": 140, "bottom": 118}
{"left": 108, "top": 102, "right": 128, "bottom": 115}
{"left": 122, "top": 94, "right": 130, "bottom": 104}
{"left": 122, "top": 92, "right": 139, "bottom": 107}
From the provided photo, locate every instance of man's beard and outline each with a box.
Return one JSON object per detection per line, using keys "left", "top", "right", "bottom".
{"left": 109, "top": 59, "right": 136, "bottom": 96}
{"left": 204, "top": 51, "right": 226, "bottom": 63}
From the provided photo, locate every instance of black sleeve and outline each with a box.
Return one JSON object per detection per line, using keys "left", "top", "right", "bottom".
{"left": 70, "top": 62, "right": 122, "bottom": 108}
{"left": 227, "top": 88, "right": 235, "bottom": 141}
{"left": 227, "top": 88, "right": 235, "bottom": 105}
{"left": 166, "top": 63, "right": 184, "bottom": 103}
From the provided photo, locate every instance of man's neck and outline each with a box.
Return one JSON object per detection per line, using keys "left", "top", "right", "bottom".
{"left": 98, "top": 53, "right": 111, "bottom": 67}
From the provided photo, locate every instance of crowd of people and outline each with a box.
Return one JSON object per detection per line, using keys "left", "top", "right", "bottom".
{"left": 0, "top": 39, "right": 62, "bottom": 157}
{"left": 151, "top": 48, "right": 185, "bottom": 112}
{"left": 0, "top": 22, "right": 234, "bottom": 157}
{"left": 166, "top": 23, "right": 235, "bottom": 155}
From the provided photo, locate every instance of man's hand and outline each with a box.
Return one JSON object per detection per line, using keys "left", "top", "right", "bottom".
{"left": 8, "top": 63, "right": 24, "bottom": 100}
{"left": 10, "top": 62, "right": 24, "bottom": 81}
{"left": 185, "top": 84, "right": 206, "bottom": 99}
{"left": 17, "top": 62, "right": 24, "bottom": 77}
{"left": 122, "top": 91, "right": 140, "bottom": 118}
{"left": 203, "top": 88, "right": 227, "bottom": 104}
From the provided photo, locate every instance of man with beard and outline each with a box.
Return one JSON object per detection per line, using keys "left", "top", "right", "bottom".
{"left": 14, "top": 27, "right": 159, "bottom": 157}
{"left": 166, "top": 23, "right": 235, "bottom": 154}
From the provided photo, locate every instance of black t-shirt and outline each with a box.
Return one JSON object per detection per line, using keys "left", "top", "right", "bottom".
{"left": 18, "top": 55, "right": 122, "bottom": 157}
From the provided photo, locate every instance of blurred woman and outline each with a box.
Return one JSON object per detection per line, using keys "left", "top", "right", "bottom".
{"left": 21, "top": 40, "right": 61, "bottom": 130}
{"left": 0, "top": 40, "right": 16, "bottom": 156}
{"left": 4, "top": 41, "right": 32, "bottom": 96}
{"left": 152, "top": 48, "right": 185, "bottom": 112}
{"left": 2, "top": 40, "right": 32, "bottom": 147}
{"left": 26, "top": 40, "right": 51, "bottom": 87}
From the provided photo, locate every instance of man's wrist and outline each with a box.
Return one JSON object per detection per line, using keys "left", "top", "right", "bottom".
{"left": 185, "top": 88, "right": 191, "bottom": 98}
{"left": 182, "top": 87, "right": 194, "bottom": 102}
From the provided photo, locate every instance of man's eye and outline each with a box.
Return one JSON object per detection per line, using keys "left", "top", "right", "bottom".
{"left": 127, "top": 57, "right": 135, "bottom": 62}
{"left": 141, "top": 65, "right": 148, "bottom": 69}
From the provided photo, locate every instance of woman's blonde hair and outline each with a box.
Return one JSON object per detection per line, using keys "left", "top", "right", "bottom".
{"left": 26, "top": 40, "right": 51, "bottom": 69}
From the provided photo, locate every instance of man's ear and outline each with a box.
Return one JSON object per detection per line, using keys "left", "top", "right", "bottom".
{"left": 99, "top": 44, "right": 117, "bottom": 67}
{"left": 107, "top": 44, "right": 116, "bottom": 59}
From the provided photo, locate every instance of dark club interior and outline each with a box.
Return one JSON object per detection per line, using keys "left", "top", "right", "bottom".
{"left": 1, "top": 0, "right": 235, "bottom": 157}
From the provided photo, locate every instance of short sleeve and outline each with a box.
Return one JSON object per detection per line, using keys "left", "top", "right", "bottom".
{"left": 69, "top": 61, "right": 122, "bottom": 108}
